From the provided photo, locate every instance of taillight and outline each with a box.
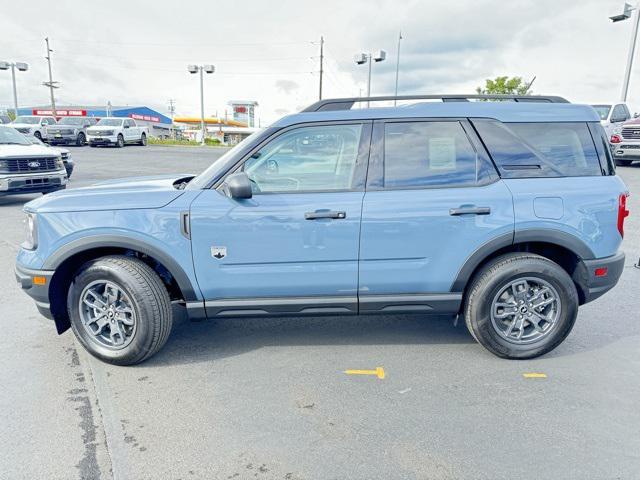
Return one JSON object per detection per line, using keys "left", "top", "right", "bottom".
{"left": 611, "top": 134, "right": 622, "bottom": 144}
{"left": 618, "top": 192, "right": 630, "bottom": 237}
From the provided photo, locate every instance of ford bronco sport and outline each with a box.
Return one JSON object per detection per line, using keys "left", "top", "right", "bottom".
{"left": 15, "top": 95, "right": 629, "bottom": 365}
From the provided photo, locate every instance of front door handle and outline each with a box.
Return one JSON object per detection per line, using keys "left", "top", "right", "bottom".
{"left": 305, "top": 210, "right": 347, "bottom": 220}
{"left": 449, "top": 206, "right": 491, "bottom": 216}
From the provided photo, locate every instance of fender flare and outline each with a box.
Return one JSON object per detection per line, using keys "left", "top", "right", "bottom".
{"left": 44, "top": 234, "right": 199, "bottom": 301}
{"left": 450, "top": 229, "right": 596, "bottom": 292}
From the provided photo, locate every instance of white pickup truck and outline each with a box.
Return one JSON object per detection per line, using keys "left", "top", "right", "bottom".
{"left": 86, "top": 117, "right": 149, "bottom": 147}
{"left": 0, "top": 125, "right": 67, "bottom": 196}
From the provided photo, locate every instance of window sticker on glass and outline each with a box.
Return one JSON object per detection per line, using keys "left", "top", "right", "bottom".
{"left": 429, "top": 138, "right": 456, "bottom": 170}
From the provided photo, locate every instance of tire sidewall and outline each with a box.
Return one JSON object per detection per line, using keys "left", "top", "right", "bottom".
{"left": 68, "top": 262, "right": 157, "bottom": 365}
{"left": 140, "top": 133, "right": 147, "bottom": 146}
{"left": 77, "top": 132, "right": 86, "bottom": 146}
{"left": 117, "top": 134, "right": 124, "bottom": 147}
{"left": 468, "top": 258, "right": 578, "bottom": 359}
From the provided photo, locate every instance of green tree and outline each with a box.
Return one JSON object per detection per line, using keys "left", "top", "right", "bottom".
{"left": 476, "top": 76, "right": 532, "bottom": 95}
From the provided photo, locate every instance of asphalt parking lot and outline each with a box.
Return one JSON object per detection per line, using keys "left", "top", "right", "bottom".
{"left": 1, "top": 145, "right": 639, "bottom": 480}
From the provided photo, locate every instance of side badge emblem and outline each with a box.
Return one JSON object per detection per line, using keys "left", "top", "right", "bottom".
{"left": 211, "top": 246, "right": 227, "bottom": 260}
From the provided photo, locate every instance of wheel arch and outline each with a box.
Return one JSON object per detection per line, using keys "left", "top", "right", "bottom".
{"left": 452, "top": 229, "right": 595, "bottom": 307}
{"left": 46, "top": 236, "right": 199, "bottom": 333}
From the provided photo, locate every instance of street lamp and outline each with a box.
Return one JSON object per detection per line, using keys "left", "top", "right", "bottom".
{"left": 188, "top": 64, "right": 215, "bottom": 145}
{"left": 354, "top": 50, "right": 386, "bottom": 107}
{"left": 610, "top": 2, "right": 640, "bottom": 102}
{"left": 0, "top": 61, "right": 29, "bottom": 113}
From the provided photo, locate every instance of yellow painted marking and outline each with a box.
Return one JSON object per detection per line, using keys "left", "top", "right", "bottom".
{"left": 344, "top": 367, "right": 385, "bottom": 379}
{"left": 523, "top": 373, "right": 547, "bottom": 378}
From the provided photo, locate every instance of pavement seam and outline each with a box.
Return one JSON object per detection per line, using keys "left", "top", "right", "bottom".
{"left": 79, "top": 341, "right": 126, "bottom": 480}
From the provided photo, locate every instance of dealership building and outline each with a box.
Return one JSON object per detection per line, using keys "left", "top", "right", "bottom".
{"left": 16, "top": 105, "right": 173, "bottom": 137}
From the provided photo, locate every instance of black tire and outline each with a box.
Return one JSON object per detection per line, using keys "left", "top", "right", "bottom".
{"left": 34, "top": 131, "right": 42, "bottom": 140}
{"left": 139, "top": 133, "right": 147, "bottom": 146}
{"left": 89, "top": 143, "right": 97, "bottom": 147}
{"left": 67, "top": 255, "right": 173, "bottom": 365}
{"left": 116, "top": 134, "right": 124, "bottom": 148}
{"left": 76, "top": 132, "right": 86, "bottom": 146}
{"left": 615, "top": 158, "right": 633, "bottom": 166}
{"left": 464, "top": 253, "right": 578, "bottom": 359}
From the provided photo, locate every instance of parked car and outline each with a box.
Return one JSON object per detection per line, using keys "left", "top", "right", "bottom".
{"left": 0, "top": 125, "right": 67, "bottom": 196}
{"left": 610, "top": 117, "right": 640, "bottom": 166}
{"left": 86, "top": 117, "right": 148, "bottom": 147}
{"left": 47, "top": 117, "right": 98, "bottom": 146}
{"left": 591, "top": 102, "right": 633, "bottom": 139}
{"left": 26, "top": 135, "right": 74, "bottom": 178}
{"left": 9, "top": 115, "right": 57, "bottom": 140}
{"left": 15, "top": 95, "right": 628, "bottom": 365}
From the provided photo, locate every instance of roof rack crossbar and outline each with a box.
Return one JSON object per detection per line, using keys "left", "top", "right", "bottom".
{"left": 302, "top": 94, "right": 570, "bottom": 112}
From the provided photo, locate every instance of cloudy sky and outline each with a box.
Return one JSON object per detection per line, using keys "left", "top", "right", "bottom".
{"left": 0, "top": 0, "right": 638, "bottom": 123}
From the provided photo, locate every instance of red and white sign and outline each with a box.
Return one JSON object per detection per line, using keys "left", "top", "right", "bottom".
{"left": 129, "top": 113, "right": 160, "bottom": 123}
{"left": 234, "top": 106, "right": 247, "bottom": 113}
{"left": 33, "top": 109, "right": 87, "bottom": 117}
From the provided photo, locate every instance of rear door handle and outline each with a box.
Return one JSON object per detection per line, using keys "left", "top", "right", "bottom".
{"left": 449, "top": 206, "right": 491, "bottom": 216}
{"left": 305, "top": 210, "right": 347, "bottom": 220}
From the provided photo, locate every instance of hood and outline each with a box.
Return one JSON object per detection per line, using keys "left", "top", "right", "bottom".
{"left": 25, "top": 174, "right": 195, "bottom": 213}
{"left": 623, "top": 117, "right": 640, "bottom": 125}
{"left": 1, "top": 143, "right": 60, "bottom": 157}
{"left": 10, "top": 123, "right": 39, "bottom": 129}
{"left": 48, "top": 124, "right": 77, "bottom": 130}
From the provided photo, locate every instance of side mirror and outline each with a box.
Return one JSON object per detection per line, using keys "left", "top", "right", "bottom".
{"left": 124, "top": 124, "right": 130, "bottom": 129}
{"left": 634, "top": 113, "right": 639, "bottom": 118}
{"left": 223, "top": 172, "right": 253, "bottom": 199}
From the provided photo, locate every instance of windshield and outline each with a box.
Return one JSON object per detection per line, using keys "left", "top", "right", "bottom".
{"left": 96, "top": 118, "right": 123, "bottom": 126}
{"left": 0, "top": 126, "right": 31, "bottom": 145}
{"left": 591, "top": 105, "right": 611, "bottom": 121}
{"left": 57, "top": 117, "right": 86, "bottom": 125}
{"left": 188, "top": 129, "right": 271, "bottom": 189}
{"left": 13, "top": 116, "right": 41, "bottom": 124}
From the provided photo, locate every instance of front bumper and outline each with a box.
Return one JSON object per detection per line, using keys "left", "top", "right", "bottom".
{"left": 88, "top": 134, "right": 118, "bottom": 145}
{"left": 48, "top": 132, "right": 77, "bottom": 144}
{"left": 580, "top": 252, "right": 625, "bottom": 304}
{"left": 15, "top": 263, "right": 55, "bottom": 320}
{"left": 613, "top": 143, "right": 640, "bottom": 159}
{"left": 0, "top": 171, "right": 68, "bottom": 196}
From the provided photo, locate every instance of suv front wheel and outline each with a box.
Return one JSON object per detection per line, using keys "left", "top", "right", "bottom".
{"left": 465, "top": 253, "right": 578, "bottom": 359}
{"left": 67, "top": 255, "right": 173, "bottom": 365}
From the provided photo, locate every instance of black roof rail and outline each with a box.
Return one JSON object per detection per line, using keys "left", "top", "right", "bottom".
{"left": 302, "top": 94, "right": 570, "bottom": 112}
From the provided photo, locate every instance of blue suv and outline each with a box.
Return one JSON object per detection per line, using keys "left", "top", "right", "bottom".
{"left": 15, "top": 95, "right": 629, "bottom": 365}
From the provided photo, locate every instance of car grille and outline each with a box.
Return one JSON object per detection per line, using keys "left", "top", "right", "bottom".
{"left": 50, "top": 129, "right": 74, "bottom": 135}
{"left": 621, "top": 126, "right": 640, "bottom": 139}
{"left": 620, "top": 144, "right": 640, "bottom": 149}
{"left": 2, "top": 156, "right": 60, "bottom": 173}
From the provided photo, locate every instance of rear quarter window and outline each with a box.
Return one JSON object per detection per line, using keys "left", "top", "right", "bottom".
{"left": 472, "top": 120, "right": 602, "bottom": 178}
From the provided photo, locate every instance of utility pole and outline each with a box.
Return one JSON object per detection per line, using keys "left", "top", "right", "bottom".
{"left": 622, "top": 4, "right": 640, "bottom": 102}
{"left": 318, "top": 36, "right": 324, "bottom": 100}
{"left": 394, "top": 31, "right": 403, "bottom": 105}
{"left": 168, "top": 99, "right": 176, "bottom": 139}
{"left": 43, "top": 37, "right": 59, "bottom": 115}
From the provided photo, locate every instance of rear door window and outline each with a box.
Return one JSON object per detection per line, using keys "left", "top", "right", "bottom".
{"left": 472, "top": 120, "right": 602, "bottom": 178}
{"left": 382, "top": 121, "right": 484, "bottom": 188}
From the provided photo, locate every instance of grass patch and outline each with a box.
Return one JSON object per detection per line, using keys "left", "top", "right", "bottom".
{"left": 148, "top": 137, "right": 224, "bottom": 147}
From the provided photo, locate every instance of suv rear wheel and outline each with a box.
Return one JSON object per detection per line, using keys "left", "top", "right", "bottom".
{"left": 67, "top": 255, "right": 173, "bottom": 365}
{"left": 464, "top": 253, "right": 578, "bottom": 359}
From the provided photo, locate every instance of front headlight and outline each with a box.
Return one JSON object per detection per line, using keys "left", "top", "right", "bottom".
{"left": 22, "top": 213, "right": 38, "bottom": 250}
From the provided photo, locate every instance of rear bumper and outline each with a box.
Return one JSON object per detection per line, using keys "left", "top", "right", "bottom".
{"left": 15, "top": 263, "right": 55, "bottom": 319}
{"left": 580, "top": 252, "right": 625, "bottom": 304}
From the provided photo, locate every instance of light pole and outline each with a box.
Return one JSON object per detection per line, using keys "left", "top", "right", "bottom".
{"left": 188, "top": 64, "right": 215, "bottom": 145}
{"left": 610, "top": 2, "right": 640, "bottom": 102}
{"left": 354, "top": 50, "right": 387, "bottom": 107}
{"left": 0, "top": 61, "right": 29, "bottom": 114}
